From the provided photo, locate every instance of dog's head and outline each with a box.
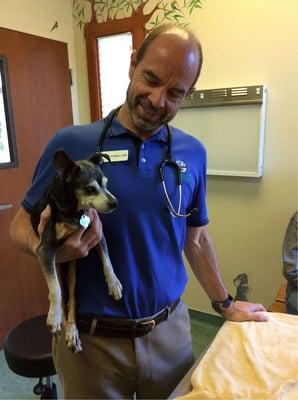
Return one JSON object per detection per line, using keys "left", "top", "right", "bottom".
{"left": 53, "top": 149, "right": 118, "bottom": 214}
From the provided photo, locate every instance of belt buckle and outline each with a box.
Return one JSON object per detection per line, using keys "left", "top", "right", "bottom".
{"left": 140, "top": 319, "right": 156, "bottom": 329}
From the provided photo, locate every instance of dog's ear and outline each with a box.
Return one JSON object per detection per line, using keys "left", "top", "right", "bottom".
{"left": 53, "top": 149, "right": 76, "bottom": 174}
{"left": 89, "top": 152, "right": 111, "bottom": 165}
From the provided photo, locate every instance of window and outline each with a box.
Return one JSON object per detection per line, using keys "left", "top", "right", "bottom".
{"left": 0, "top": 56, "right": 18, "bottom": 169}
{"left": 97, "top": 32, "right": 132, "bottom": 117}
{"left": 84, "top": 17, "right": 145, "bottom": 121}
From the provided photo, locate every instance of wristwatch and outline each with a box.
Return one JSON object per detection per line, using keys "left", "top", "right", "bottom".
{"left": 211, "top": 294, "right": 234, "bottom": 314}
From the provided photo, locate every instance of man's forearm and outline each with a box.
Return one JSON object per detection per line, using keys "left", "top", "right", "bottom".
{"left": 184, "top": 225, "right": 268, "bottom": 322}
{"left": 10, "top": 208, "right": 39, "bottom": 256}
{"left": 184, "top": 226, "right": 228, "bottom": 302}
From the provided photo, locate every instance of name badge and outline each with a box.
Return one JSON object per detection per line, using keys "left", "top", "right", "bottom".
{"left": 102, "top": 150, "right": 128, "bottom": 162}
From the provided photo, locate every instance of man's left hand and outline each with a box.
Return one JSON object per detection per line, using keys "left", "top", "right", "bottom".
{"left": 222, "top": 301, "right": 268, "bottom": 322}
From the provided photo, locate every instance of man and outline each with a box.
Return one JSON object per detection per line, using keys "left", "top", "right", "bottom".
{"left": 10, "top": 24, "right": 267, "bottom": 399}
{"left": 282, "top": 211, "right": 298, "bottom": 315}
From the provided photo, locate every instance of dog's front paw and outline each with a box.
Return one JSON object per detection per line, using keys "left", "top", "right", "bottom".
{"left": 65, "top": 322, "right": 82, "bottom": 353}
{"left": 107, "top": 275, "right": 123, "bottom": 301}
{"left": 47, "top": 306, "right": 63, "bottom": 334}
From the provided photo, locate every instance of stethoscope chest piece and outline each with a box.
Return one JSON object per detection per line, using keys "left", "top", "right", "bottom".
{"left": 176, "top": 160, "right": 187, "bottom": 173}
{"left": 160, "top": 157, "right": 197, "bottom": 219}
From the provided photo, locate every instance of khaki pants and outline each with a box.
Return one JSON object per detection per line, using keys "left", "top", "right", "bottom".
{"left": 52, "top": 302, "right": 194, "bottom": 399}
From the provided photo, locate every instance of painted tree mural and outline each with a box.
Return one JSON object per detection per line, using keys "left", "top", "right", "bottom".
{"left": 72, "top": 0, "right": 203, "bottom": 30}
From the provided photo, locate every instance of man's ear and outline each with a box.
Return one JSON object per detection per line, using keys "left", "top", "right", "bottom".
{"left": 128, "top": 49, "right": 137, "bottom": 79}
{"left": 53, "top": 149, "right": 76, "bottom": 174}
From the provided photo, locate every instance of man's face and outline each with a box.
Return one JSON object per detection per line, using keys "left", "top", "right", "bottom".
{"left": 125, "top": 34, "right": 200, "bottom": 136}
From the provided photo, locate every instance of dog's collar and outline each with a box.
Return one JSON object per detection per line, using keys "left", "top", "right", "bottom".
{"left": 54, "top": 202, "right": 89, "bottom": 228}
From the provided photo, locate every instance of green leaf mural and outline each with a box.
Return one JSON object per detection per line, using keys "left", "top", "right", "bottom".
{"left": 72, "top": 0, "right": 203, "bottom": 31}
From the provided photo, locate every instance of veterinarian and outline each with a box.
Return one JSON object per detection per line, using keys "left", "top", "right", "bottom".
{"left": 10, "top": 24, "right": 268, "bottom": 399}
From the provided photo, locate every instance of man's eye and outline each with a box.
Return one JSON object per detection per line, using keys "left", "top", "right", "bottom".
{"left": 169, "top": 91, "right": 182, "bottom": 100}
{"left": 144, "top": 75, "right": 157, "bottom": 85}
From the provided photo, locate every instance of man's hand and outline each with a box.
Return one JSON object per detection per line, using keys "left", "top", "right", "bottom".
{"left": 222, "top": 301, "right": 268, "bottom": 322}
{"left": 37, "top": 205, "right": 103, "bottom": 263}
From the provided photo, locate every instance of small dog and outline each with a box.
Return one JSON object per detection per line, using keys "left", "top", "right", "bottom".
{"left": 233, "top": 273, "right": 250, "bottom": 302}
{"left": 31, "top": 149, "right": 122, "bottom": 352}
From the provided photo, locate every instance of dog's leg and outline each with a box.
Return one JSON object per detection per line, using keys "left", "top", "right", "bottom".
{"left": 96, "top": 236, "right": 122, "bottom": 300}
{"left": 35, "top": 221, "right": 63, "bottom": 334}
{"left": 64, "top": 260, "right": 82, "bottom": 353}
{"left": 56, "top": 263, "right": 67, "bottom": 326}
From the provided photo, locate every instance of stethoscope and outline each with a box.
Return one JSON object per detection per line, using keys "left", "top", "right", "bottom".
{"left": 96, "top": 108, "right": 198, "bottom": 218}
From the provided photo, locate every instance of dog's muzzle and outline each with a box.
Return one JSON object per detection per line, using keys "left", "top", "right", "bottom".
{"left": 76, "top": 299, "right": 180, "bottom": 338}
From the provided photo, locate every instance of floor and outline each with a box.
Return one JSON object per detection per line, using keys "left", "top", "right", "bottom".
{"left": 0, "top": 310, "right": 223, "bottom": 399}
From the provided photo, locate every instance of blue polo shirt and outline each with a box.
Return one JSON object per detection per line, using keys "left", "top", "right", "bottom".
{"left": 22, "top": 114, "right": 208, "bottom": 319}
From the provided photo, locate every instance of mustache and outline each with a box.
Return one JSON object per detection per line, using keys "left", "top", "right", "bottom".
{"left": 138, "top": 98, "right": 164, "bottom": 114}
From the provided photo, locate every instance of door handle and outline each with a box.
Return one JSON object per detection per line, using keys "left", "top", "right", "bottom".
{"left": 0, "top": 203, "right": 13, "bottom": 211}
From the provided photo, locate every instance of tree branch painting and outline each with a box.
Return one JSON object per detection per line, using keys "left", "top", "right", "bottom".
{"left": 72, "top": 0, "right": 203, "bottom": 31}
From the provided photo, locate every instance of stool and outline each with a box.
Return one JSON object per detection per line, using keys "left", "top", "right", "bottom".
{"left": 4, "top": 315, "right": 57, "bottom": 399}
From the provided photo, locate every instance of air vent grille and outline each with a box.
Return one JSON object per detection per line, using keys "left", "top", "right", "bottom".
{"left": 182, "top": 85, "right": 264, "bottom": 108}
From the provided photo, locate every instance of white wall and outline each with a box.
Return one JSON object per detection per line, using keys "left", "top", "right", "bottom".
{"left": 0, "top": 0, "right": 80, "bottom": 123}
{"left": 182, "top": 0, "right": 298, "bottom": 313}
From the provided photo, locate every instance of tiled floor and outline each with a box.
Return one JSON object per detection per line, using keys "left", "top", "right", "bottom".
{"left": 0, "top": 310, "right": 223, "bottom": 399}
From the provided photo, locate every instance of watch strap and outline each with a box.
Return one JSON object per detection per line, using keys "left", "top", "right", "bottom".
{"left": 211, "top": 294, "right": 234, "bottom": 314}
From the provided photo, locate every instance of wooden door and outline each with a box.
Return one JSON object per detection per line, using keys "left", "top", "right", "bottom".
{"left": 0, "top": 27, "right": 73, "bottom": 345}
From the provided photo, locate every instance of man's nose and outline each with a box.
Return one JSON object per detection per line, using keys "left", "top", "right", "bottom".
{"left": 148, "top": 88, "right": 166, "bottom": 109}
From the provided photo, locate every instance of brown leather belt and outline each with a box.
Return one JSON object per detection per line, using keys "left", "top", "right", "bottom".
{"left": 76, "top": 299, "right": 180, "bottom": 338}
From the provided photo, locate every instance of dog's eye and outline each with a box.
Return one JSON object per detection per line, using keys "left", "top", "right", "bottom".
{"left": 84, "top": 186, "right": 97, "bottom": 195}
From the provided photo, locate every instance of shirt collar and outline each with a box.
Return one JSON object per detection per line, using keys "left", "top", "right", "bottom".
{"left": 105, "top": 114, "right": 169, "bottom": 143}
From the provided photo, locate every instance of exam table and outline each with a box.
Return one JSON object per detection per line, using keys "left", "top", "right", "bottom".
{"left": 169, "top": 312, "right": 298, "bottom": 400}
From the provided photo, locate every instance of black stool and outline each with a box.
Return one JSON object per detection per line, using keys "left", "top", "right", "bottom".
{"left": 4, "top": 315, "right": 57, "bottom": 399}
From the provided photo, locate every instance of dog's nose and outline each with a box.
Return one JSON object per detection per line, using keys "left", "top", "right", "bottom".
{"left": 108, "top": 199, "right": 118, "bottom": 209}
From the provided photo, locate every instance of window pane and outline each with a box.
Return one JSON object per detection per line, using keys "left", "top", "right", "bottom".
{"left": 97, "top": 32, "right": 132, "bottom": 117}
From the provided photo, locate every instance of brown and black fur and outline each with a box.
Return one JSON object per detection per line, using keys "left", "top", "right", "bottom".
{"left": 31, "top": 149, "right": 122, "bottom": 352}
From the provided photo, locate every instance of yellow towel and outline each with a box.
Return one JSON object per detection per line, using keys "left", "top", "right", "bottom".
{"left": 177, "top": 313, "right": 298, "bottom": 400}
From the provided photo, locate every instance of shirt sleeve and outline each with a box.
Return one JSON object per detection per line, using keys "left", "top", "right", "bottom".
{"left": 186, "top": 140, "right": 209, "bottom": 227}
{"left": 21, "top": 132, "right": 64, "bottom": 212}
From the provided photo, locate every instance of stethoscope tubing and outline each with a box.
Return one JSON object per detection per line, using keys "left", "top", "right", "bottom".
{"left": 96, "top": 108, "right": 197, "bottom": 218}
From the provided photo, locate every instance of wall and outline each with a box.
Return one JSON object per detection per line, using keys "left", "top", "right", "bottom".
{"left": 72, "top": 13, "right": 91, "bottom": 123}
{"left": 182, "top": 0, "right": 298, "bottom": 313}
{"left": 0, "top": 0, "right": 80, "bottom": 123}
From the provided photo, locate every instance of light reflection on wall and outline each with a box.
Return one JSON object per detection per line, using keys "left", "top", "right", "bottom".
{"left": 0, "top": 71, "right": 11, "bottom": 164}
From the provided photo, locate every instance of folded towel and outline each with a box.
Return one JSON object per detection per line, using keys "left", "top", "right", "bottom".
{"left": 177, "top": 313, "right": 298, "bottom": 400}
